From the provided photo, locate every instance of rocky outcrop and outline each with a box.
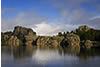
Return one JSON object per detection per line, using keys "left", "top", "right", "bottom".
{"left": 1, "top": 34, "right": 9, "bottom": 45}
{"left": 61, "top": 33, "right": 80, "bottom": 50}
{"left": 84, "top": 40, "right": 93, "bottom": 49}
{"left": 1, "top": 31, "right": 13, "bottom": 46}
{"left": 13, "top": 26, "right": 36, "bottom": 35}
{"left": 13, "top": 26, "right": 37, "bottom": 46}
{"left": 1, "top": 33, "right": 20, "bottom": 46}
{"left": 81, "top": 40, "right": 100, "bottom": 48}
{"left": 1, "top": 25, "right": 100, "bottom": 49}
{"left": 8, "top": 35, "right": 20, "bottom": 46}
{"left": 1, "top": 26, "right": 37, "bottom": 46}
{"left": 78, "top": 25, "right": 90, "bottom": 32}
{"left": 37, "top": 36, "right": 64, "bottom": 47}
{"left": 24, "top": 32, "right": 37, "bottom": 46}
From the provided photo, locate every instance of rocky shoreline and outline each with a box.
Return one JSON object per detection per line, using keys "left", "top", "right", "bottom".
{"left": 1, "top": 25, "right": 100, "bottom": 49}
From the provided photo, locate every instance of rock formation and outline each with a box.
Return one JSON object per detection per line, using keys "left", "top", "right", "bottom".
{"left": 61, "top": 33, "right": 80, "bottom": 50}
{"left": 1, "top": 33, "right": 9, "bottom": 45}
{"left": 8, "top": 35, "right": 20, "bottom": 46}
{"left": 78, "top": 25, "right": 90, "bottom": 32}
{"left": 81, "top": 40, "right": 100, "bottom": 48}
{"left": 37, "top": 36, "right": 64, "bottom": 48}
{"left": 1, "top": 26, "right": 37, "bottom": 46}
{"left": 84, "top": 40, "right": 93, "bottom": 49}
{"left": 13, "top": 26, "right": 37, "bottom": 46}
{"left": 1, "top": 25, "right": 100, "bottom": 49}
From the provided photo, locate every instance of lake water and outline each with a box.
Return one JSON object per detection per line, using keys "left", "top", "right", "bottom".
{"left": 1, "top": 46, "right": 100, "bottom": 67}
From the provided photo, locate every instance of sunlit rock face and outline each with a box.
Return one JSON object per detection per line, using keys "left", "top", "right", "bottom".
{"left": 1, "top": 26, "right": 37, "bottom": 46}
{"left": 1, "top": 34, "right": 9, "bottom": 45}
{"left": 83, "top": 40, "right": 93, "bottom": 49}
{"left": 13, "top": 26, "right": 36, "bottom": 35}
{"left": 1, "top": 34, "right": 20, "bottom": 46}
{"left": 81, "top": 40, "right": 100, "bottom": 49}
{"left": 36, "top": 36, "right": 64, "bottom": 47}
{"left": 61, "top": 33, "right": 80, "bottom": 50}
{"left": 8, "top": 35, "right": 20, "bottom": 46}
{"left": 13, "top": 26, "right": 37, "bottom": 46}
{"left": 78, "top": 25, "right": 90, "bottom": 32}
{"left": 1, "top": 32, "right": 13, "bottom": 46}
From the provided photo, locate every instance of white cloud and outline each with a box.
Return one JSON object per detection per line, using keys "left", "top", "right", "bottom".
{"left": 2, "top": 6, "right": 100, "bottom": 36}
{"left": 1, "top": 10, "right": 46, "bottom": 32}
{"left": 89, "top": 16, "right": 100, "bottom": 20}
{"left": 2, "top": 9, "right": 78, "bottom": 36}
{"left": 32, "top": 22, "right": 78, "bottom": 36}
{"left": 32, "top": 22, "right": 63, "bottom": 36}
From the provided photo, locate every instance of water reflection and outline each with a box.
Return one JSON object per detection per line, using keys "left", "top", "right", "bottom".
{"left": 32, "top": 48, "right": 62, "bottom": 64}
{"left": 77, "top": 48, "right": 100, "bottom": 60}
{"left": 1, "top": 46, "right": 100, "bottom": 67}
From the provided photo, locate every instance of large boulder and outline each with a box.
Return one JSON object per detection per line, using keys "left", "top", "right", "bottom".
{"left": 61, "top": 33, "right": 80, "bottom": 50}
{"left": 13, "top": 26, "right": 37, "bottom": 46}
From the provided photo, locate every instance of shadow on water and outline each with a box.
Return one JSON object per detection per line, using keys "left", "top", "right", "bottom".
{"left": 77, "top": 48, "right": 100, "bottom": 60}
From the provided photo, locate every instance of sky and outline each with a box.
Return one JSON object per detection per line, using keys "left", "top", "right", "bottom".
{"left": 1, "top": 0, "right": 100, "bottom": 36}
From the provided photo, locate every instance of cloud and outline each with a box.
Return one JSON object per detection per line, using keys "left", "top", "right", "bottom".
{"left": 1, "top": 8, "right": 78, "bottom": 36}
{"left": 2, "top": 8, "right": 100, "bottom": 36}
{"left": 60, "top": 8, "right": 92, "bottom": 24}
{"left": 88, "top": 17, "right": 100, "bottom": 29}
{"left": 48, "top": 0, "right": 100, "bottom": 28}
{"left": 1, "top": 9, "right": 46, "bottom": 32}
{"left": 1, "top": 20, "right": 11, "bottom": 32}
{"left": 90, "top": 16, "right": 100, "bottom": 20}
{"left": 2, "top": 0, "right": 100, "bottom": 35}
{"left": 32, "top": 22, "right": 78, "bottom": 36}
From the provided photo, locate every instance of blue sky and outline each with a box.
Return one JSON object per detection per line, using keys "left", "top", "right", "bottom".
{"left": 1, "top": 0, "right": 100, "bottom": 35}
{"left": 2, "top": 0, "right": 61, "bottom": 18}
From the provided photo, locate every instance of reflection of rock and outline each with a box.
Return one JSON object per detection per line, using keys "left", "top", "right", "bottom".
{"left": 63, "top": 47, "right": 80, "bottom": 55}
{"left": 13, "top": 46, "right": 36, "bottom": 60}
{"left": 77, "top": 48, "right": 100, "bottom": 60}
{"left": 61, "top": 33, "right": 80, "bottom": 50}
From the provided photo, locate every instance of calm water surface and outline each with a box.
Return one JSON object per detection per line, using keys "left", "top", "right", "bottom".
{"left": 1, "top": 46, "right": 100, "bottom": 67}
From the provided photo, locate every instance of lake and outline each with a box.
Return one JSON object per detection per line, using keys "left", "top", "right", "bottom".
{"left": 1, "top": 46, "right": 100, "bottom": 67}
